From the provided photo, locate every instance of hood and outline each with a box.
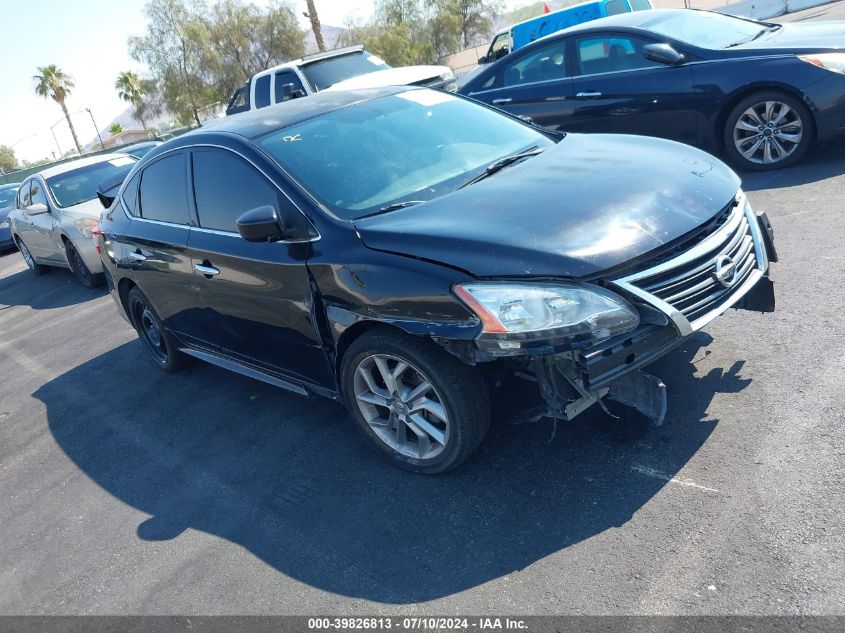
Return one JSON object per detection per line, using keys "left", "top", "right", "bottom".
{"left": 354, "top": 134, "right": 740, "bottom": 279}
{"left": 731, "top": 21, "right": 845, "bottom": 51}
{"left": 61, "top": 197, "right": 105, "bottom": 221}
{"left": 325, "top": 66, "right": 449, "bottom": 91}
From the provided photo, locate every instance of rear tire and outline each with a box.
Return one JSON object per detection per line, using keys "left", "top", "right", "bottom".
{"left": 340, "top": 328, "right": 490, "bottom": 474}
{"left": 127, "top": 287, "right": 189, "bottom": 372}
{"left": 65, "top": 241, "right": 103, "bottom": 288}
{"left": 16, "top": 237, "right": 48, "bottom": 275}
{"left": 723, "top": 90, "right": 813, "bottom": 171}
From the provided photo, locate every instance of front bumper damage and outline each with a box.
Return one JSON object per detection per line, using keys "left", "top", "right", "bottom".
{"left": 509, "top": 194, "right": 776, "bottom": 426}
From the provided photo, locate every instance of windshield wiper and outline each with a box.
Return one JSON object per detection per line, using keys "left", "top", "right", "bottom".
{"left": 355, "top": 200, "right": 425, "bottom": 219}
{"left": 725, "top": 24, "right": 781, "bottom": 47}
{"left": 458, "top": 147, "right": 546, "bottom": 190}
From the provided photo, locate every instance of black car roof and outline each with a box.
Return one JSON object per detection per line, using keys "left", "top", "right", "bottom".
{"left": 198, "top": 86, "right": 409, "bottom": 140}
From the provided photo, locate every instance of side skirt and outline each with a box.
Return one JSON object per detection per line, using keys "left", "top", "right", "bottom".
{"left": 180, "top": 347, "right": 310, "bottom": 396}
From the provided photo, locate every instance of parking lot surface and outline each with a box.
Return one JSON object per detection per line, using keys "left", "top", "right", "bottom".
{"left": 3, "top": 59, "right": 845, "bottom": 618}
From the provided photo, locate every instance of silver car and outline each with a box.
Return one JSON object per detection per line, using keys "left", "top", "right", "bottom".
{"left": 0, "top": 182, "right": 20, "bottom": 250}
{"left": 8, "top": 154, "right": 136, "bottom": 287}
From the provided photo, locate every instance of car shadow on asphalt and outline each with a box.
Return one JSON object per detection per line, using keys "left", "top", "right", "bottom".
{"left": 0, "top": 266, "right": 106, "bottom": 310}
{"left": 739, "top": 141, "right": 845, "bottom": 191}
{"left": 35, "top": 332, "right": 749, "bottom": 604}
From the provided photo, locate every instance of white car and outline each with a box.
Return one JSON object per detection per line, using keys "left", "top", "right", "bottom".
{"left": 225, "top": 45, "right": 456, "bottom": 115}
{"left": 8, "top": 153, "right": 136, "bottom": 287}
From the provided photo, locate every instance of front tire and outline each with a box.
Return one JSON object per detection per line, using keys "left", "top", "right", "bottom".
{"left": 16, "top": 237, "right": 48, "bottom": 275}
{"left": 723, "top": 91, "right": 813, "bottom": 171}
{"left": 65, "top": 241, "right": 103, "bottom": 288}
{"left": 341, "top": 328, "right": 490, "bottom": 474}
{"left": 127, "top": 287, "right": 188, "bottom": 372}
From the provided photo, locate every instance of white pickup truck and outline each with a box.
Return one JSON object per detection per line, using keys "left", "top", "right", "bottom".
{"left": 226, "top": 45, "right": 457, "bottom": 116}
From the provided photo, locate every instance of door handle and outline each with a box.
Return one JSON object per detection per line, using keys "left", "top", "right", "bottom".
{"left": 491, "top": 98, "right": 512, "bottom": 105}
{"left": 576, "top": 91, "right": 602, "bottom": 97}
{"left": 194, "top": 263, "right": 220, "bottom": 277}
{"left": 128, "top": 251, "right": 147, "bottom": 262}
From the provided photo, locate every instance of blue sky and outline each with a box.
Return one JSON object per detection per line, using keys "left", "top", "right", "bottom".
{"left": 0, "top": 0, "right": 523, "bottom": 163}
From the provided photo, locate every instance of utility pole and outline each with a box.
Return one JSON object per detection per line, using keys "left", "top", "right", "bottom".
{"left": 86, "top": 108, "right": 105, "bottom": 150}
{"left": 304, "top": 0, "right": 326, "bottom": 52}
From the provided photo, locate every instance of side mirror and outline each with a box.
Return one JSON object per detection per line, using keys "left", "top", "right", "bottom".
{"left": 236, "top": 205, "right": 286, "bottom": 242}
{"left": 643, "top": 43, "right": 685, "bottom": 66}
{"left": 26, "top": 203, "right": 49, "bottom": 215}
{"left": 479, "top": 54, "right": 489, "bottom": 64}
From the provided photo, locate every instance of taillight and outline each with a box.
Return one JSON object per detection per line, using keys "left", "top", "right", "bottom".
{"left": 91, "top": 226, "right": 102, "bottom": 254}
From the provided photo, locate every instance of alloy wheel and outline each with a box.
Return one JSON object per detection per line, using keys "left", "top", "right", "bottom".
{"left": 67, "top": 244, "right": 92, "bottom": 284}
{"left": 733, "top": 100, "right": 803, "bottom": 166}
{"left": 352, "top": 354, "right": 449, "bottom": 460}
{"left": 136, "top": 304, "right": 169, "bottom": 364}
{"left": 19, "top": 240, "right": 36, "bottom": 270}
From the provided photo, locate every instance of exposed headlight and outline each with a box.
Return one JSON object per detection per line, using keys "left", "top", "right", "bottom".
{"left": 454, "top": 283, "right": 639, "bottom": 342}
{"left": 798, "top": 53, "right": 845, "bottom": 75}
{"left": 0, "top": 220, "right": 8, "bottom": 229}
{"left": 74, "top": 217, "right": 99, "bottom": 238}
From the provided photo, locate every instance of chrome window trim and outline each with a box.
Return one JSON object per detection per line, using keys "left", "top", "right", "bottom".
{"left": 118, "top": 143, "right": 320, "bottom": 244}
{"left": 611, "top": 190, "right": 767, "bottom": 337}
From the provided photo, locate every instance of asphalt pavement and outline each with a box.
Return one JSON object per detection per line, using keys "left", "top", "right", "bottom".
{"left": 1, "top": 16, "right": 845, "bottom": 615}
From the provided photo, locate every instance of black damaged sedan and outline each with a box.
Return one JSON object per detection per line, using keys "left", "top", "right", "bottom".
{"left": 98, "top": 87, "right": 776, "bottom": 473}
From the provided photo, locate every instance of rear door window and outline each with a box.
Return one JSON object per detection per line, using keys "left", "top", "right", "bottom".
{"left": 122, "top": 171, "right": 141, "bottom": 215}
{"left": 604, "top": 0, "right": 631, "bottom": 15}
{"left": 138, "top": 153, "right": 190, "bottom": 224}
{"left": 501, "top": 40, "right": 568, "bottom": 87}
{"left": 254, "top": 75, "right": 271, "bottom": 109}
{"left": 191, "top": 149, "right": 281, "bottom": 233}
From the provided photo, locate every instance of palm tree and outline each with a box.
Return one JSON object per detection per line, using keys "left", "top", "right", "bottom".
{"left": 109, "top": 123, "right": 124, "bottom": 136}
{"left": 115, "top": 71, "right": 148, "bottom": 132}
{"left": 33, "top": 65, "right": 84, "bottom": 156}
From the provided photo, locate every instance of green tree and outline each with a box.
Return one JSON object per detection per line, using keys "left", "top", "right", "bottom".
{"left": 109, "top": 123, "right": 125, "bottom": 135}
{"left": 0, "top": 145, "right": 18, "bottom": 172}
{"left": 115, "top": 71, "right": 149, "bottom": 131}
{"left": 33, "top": 65, "right": 84, "bottom": 156}
{"left": 129, "top": 0, "right": 217, "bottom": 126}
{"left": 203, "top": 0, "right": 305, "bottom": 101}
{"left": 429, "top": 0, "right": 501, "bottom": 51}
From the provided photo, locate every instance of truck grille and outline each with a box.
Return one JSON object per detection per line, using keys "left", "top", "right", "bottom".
{"left": 612, "top": 193, "right": 766, "bottom": 334}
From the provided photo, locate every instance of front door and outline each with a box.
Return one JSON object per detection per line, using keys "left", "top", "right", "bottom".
{"left": 567, "top": 34, "right": 697, "bottom": 143}
{"left": 26, "top": 178, "right": 64, "bottom": 263}
{"left": 184, "top": 147, "right": 333, "bottom": 388}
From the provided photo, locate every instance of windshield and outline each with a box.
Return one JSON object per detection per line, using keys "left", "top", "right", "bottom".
{"left": 0, "top": 187, "right": 17, "bottom": 208}
{"left": 46, "top": 156, "right": 137, "bottom": 208}
{"left": 638, "top": 11, "right": 769, "bottom": 48}
{"left": 259, "top": 90, "right": 555, "bottom": 219}
{"left": 300, "top": 50, "right": 391, "bottom": 91}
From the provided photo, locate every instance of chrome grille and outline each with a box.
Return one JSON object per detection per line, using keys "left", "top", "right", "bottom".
{"left": 612, "top": 192, "right": 767, "bottom": 334}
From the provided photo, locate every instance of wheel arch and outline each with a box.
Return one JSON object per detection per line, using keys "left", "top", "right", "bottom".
{"left": 715, "top": 83, "right": 819, "bottom": 149}
{"left": 117, "top": 277, "right": 138, "bottom": 322}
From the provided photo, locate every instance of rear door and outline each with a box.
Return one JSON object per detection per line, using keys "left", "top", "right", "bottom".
{"left": 185, "top": 147, "right": 333, "bottom": 388}
{"left": 467, "top": 38, "right": 574, "bottom": 131}
{"left": 567, "top": 33, "right": 697, "bottom": 143}
{"left": 119, "top": 151, "right": 200, "bottom": 338}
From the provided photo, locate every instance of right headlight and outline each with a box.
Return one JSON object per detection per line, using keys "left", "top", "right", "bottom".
{"left": 798, "top": 53, "right": 845, "bottom": 75}
{"left": 454, "top": 282, "right": 639, "bottom": 345}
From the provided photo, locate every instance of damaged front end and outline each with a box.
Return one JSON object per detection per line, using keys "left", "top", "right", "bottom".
{"left": 457, "top": 191, "right": 776, "bottom": 427}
